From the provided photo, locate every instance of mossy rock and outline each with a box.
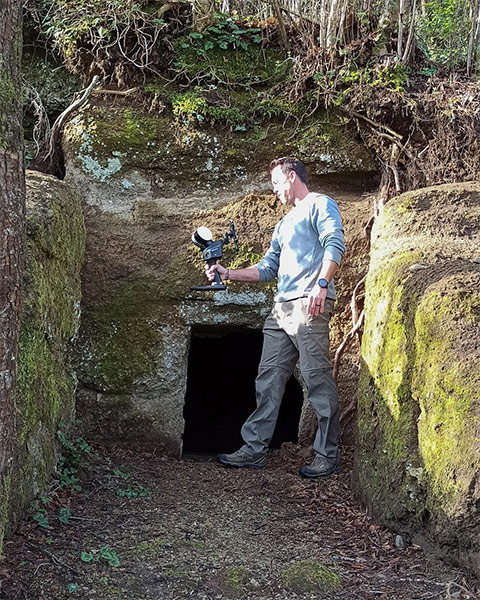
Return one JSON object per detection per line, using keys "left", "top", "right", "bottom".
{"left": 217, "top": 566, "right": 253, "bottom": 598}
{"left": 354, "top": 182, "right": 480, "bottom": 575}
{"left": 63, "top": 97, "right": 374, "bottom": 202}
{"left": 279, "top": 560, "right": 340, "bottom": 594}
{"left": 3, "top": 172, "right": 85, "bottom": 545}
{"left": 76, "top": 277, "right": 165, "bottom": 393}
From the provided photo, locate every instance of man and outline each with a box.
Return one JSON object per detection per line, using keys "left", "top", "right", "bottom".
{"left": 206, "top": 157, "right": 345, "bottom": 478}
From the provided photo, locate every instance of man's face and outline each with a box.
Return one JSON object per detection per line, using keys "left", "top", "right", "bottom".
{"left": 271, "top": 165, "right": 295, "bottom": 206}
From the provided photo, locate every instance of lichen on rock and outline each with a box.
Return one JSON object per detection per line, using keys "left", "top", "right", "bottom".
{"left": 354, "top": 182, "right": 480, "bottom": 574}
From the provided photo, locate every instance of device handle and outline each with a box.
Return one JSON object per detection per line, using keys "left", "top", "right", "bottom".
{"left": 206, "top": 258, "right": 223, "bottom": 286}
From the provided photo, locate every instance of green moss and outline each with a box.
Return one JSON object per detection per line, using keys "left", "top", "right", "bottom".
{"left": 279, "top": 560, "right": 340, "bottom": 594}
{"left": 360, "top": 251, "right": 423, "bottom": 457}
{"left": 356, "top": 224, "right": 480, "bottom": 529}
{"left": 355, "top": 250, "right": 430, "bottom": 521}
{"left": 297, "top": 118, "right": 374, "bottom": 169}
{"left": 19, "top": 183, "right": 85, "bottom": 444}
{"left": 18, "top": 327, "right": 74, "bottom": 442}
{"left": 207, "top": 105, "right": 245, "bottom": 127}
{"left": 132, "top": 538, "right": 169, "bottom": 556}
{"left": 64, "top": 108, "right": 166, "bottom": 174}
{"left": 225, "top": 244, "right": 262, "bottom": 269}
{"left": 253, "top": 96, "right": 306, "bottom": 120}
{"left": 414, "top": 288, "right": 480, "bottom": 506}
{"left": 172, "top": 91, "right": 208, "bottom": 125}
{"left": 164, "top": 250, "right": 203, "bottom": 299}
{"left": 78, "top": 278, "right": 165, "bottom": 392}
{"left": 396, "top": 193, "right": 417, "bottom": 214}
{"left": 120, "top": 108, "right": 160, "bottom": 147}
{"left": 4, "top": 176, "right": 86, "bottom": 547}
{"left": 218, "top": 566, "right": 252, "bottom": 597}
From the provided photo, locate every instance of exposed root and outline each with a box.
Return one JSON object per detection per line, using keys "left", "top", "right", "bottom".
{"left": 333, "top": 310, "right": 365, "bottom": 384}
{"left": 33, "top": 76, "right": 102, "bottom": 178}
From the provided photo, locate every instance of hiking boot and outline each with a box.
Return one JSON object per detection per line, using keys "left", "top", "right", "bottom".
{"left": 299, "top": 454, "right": 342, "bottom": 479}
{"left": 217, "top": 449, "right": 266, "bottom": 470}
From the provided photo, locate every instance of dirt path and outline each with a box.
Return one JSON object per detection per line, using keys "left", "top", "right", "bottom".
{"left": 0, "top": 445, "right": 478, "bottom": 600}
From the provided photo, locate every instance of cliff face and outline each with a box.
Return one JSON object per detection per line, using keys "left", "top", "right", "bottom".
{"left": 354, "top": 182, "right": 480, "bottom": 574}
{"left": 0, "top": 172, "right": 85, "bottom": 548}
{"left": 60, "top": 98, "right": 375, "bottom": 456}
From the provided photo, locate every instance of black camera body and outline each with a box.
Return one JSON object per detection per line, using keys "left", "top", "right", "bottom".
{"left": 190, "top": 221, "right": 238, "bottom": 291}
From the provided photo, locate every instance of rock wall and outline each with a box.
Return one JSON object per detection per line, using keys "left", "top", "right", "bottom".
{"left": 0, "top": 172, "right": 85, "bottom": 547}
{"left": 66, "top": 99, "right": 376, "bottom": 456}
{"left": 354, "top": 183, "right": 480, "bottom": 574}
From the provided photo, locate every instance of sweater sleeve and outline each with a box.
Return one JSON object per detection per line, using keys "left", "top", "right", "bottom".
{"left": 256, "top": 222, "right": 281, "bottom": 282}
{"left": 311, "top": 195, "right": 345, "bottom": 265}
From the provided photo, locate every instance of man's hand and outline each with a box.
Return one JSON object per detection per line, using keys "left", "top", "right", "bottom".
{"left": 205, "top": 263, "right": 227, "bottom": 282}
{"left": 307, "top": 284, "right": 328, "bottom": 316}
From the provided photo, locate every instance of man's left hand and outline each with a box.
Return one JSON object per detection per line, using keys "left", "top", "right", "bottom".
{"left": 308, "top": 285, "right": 327, "bottom": 316}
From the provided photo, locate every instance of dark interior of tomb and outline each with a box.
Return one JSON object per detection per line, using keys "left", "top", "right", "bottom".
{"left": 182, "top": 327, "right": 304, "bottom": 456}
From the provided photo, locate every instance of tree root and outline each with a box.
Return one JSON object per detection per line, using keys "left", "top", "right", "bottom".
{"left": 34, "top": 76, "right": 102, "bottom": 177}
{"left": 333, "top": 309, "right": 365, "bottom": 384}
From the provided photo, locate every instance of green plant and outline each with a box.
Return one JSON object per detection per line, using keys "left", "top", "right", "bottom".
{"left": 80, "top": 546, "right": 121, "bottom": 567}
{"left": 56, "top": 428, "right": 91, "bottom": 493}
{"left": 80, "top": 551, "right": 94, "bottom": 563}
{"left": 33, "top": 496, "right": 51, "bottom": 529}
{"left": 99, "top": 546, "right": 121, "bottom": 567}
{"left": 34, "top": 508, "right": 50, "bottom": 529}
{"left": 172, "top": 91, "right": 208, "bottom": 125}
{"left": 111, "top": 464, "right": 152, "bottom": 498}
{"left": 59, "top": 507, "right": 71, "bottom": 524}
{"left": 417, "top": 0, "right": 470, "bottom": 68}
{"left": 113, "top": 467, "right": 130, "bottom": 480}
{"left": 116, "top": 483, "right": 152, "bottom": 498}
{"left": 171, "top": 90, "right": 248, "bottom": 129}
{"left": 371, "top": 63, "right": 410, "bottom": 92}
{"left": 181, "top": 12, "right": 262, "bottom": 55}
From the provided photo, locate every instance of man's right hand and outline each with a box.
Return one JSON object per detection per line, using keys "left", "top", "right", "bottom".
{"left": 205, "top": 263, "right": 227, "bottom": 282}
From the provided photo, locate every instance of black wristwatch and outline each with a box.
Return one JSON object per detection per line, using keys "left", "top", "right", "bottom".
{"left": 318, "top": 278, "right": 329, "bottom": 289}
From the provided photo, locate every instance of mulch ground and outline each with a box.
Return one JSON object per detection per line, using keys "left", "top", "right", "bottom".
{"left": 0, "top": 444, "right": 478, "bottom": 600}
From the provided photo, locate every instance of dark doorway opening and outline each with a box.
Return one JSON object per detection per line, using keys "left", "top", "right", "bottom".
{"left": 182, "top": 326, "right": 304, "bottom": 456}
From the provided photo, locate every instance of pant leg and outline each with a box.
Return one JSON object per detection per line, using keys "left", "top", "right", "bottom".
{"left": 241, "top": 307, "right": 299, "bottom": 455}
{"left": 293, "top": 298, "right": 339, "bottom": 459}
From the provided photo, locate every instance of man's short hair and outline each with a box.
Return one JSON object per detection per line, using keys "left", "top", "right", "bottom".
{"left": 269, "top": 157, "right": 308, "bottom": 185}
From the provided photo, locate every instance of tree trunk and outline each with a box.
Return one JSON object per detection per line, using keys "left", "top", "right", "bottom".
{"left": 0, "top": 0, "right": 25, "bottom": 550}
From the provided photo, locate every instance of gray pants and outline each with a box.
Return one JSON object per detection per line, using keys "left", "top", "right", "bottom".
{"left": 240, "top": 297, "right": 339, "bottom": 459}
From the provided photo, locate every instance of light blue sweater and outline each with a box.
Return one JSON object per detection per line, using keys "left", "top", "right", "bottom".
{"left": 256, "top": 192, "right": 345, "bottom": 302}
